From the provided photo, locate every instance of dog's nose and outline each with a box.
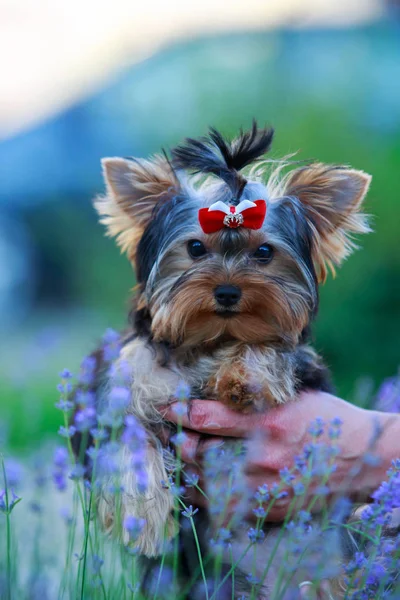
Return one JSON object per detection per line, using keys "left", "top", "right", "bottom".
{"left": 214, "top": 285, "right": 242, "bottom": 307}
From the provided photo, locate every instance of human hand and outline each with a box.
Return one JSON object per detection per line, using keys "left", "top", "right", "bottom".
{"left": 165, "top": 391, "right": 399, "bottom": 520}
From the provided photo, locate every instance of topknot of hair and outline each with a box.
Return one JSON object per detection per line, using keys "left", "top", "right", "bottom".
{"left": 171, "top": 120, "right": 274, "bottom": 202}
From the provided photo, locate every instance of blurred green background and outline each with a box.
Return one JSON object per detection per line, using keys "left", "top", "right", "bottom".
{"left": 0, "top": 23, "right": 399, "bottom": 450}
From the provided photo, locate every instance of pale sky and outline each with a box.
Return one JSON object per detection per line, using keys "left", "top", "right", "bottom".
{"left": 0, "top": 0, "right": 382, "bottom": 139}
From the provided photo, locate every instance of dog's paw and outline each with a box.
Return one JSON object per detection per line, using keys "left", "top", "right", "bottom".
{"left": 209, "top": 363, "right": 263, "bottom": 413}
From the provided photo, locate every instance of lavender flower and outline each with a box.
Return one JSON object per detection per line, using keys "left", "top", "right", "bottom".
{"left": 59, "top": 369, "right": 73, "bottom": 379}
{"left": 374, "top": 375, "right": 400, "bottom": 413}
{"left": 253, "top": 506, "right": 267, "bottom": 519}
{"left": 184, "top": 472, "right": 199, "bottom": 487}
{"left": 102, "top": 329, "right": 121, "bottom": 362}
{"left": 58, "top": 425, "right": 76, "bottom": 438}
{"left": 246, "top": 574, "right": 260, "bottom": 586}
{"left": 247, "top": 527, "right": 265, "bottom": 543}
{"left": 170, "top": 431, "right": 187, "bottom": 446}
{"left": 52, "top": 446, "right": 69, "bottom": 491}
{"left": 90, "top": 427, "right": 108, "bottom": 442}
{"left": 57, "top": 382, "right": 72, "bottom": 394}
{"left": 175, "top": 381, "right": 190, "bottom": 401}
{"left": 74, "top": 407, "right": 97, "bottom": 432}
{"left": 293, "top": 481, "right": 306, "bottom": 496}
{"left": 0, "top": 489, "right": 21, "bottom": 513}
{"left": 75, "top": 390, "right": 95, "bottom": 407}
{"left": 124, "top": 515, "right": 145, "bottom": 542}
{"left": 181, "top": 505, "right": 198, "bottom": 518}
{"left": 4, "top": 458, "right": 23, "bottom": 488}
{"left": 109, "top": 386, "right": 130, "bottom": 412}
{"left": 308, "top": 416, "right": 325, "bottom": 438}
{"left": 55, "top": 399, "right": 74, "bottom": 412}
{"left": 79, "top": 355, "right": 97, "bottom": 386}
{"left": 0, "top": 489, "right": 6, "bottom": 512}
{"left": 69, "top": 464, "right": 86, "bottom": 480}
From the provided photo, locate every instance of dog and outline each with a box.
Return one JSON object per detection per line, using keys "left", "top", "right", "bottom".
{"left": 82, "top": 122, "right": 372, "bottom": 596}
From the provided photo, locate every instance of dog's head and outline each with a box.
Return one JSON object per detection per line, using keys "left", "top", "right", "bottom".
{"left": 96, "top": 123, "right": 371, "bottom": 349}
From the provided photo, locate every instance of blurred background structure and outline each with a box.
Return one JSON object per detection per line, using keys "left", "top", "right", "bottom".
{"left": 0, "top": 0, "right": 399, "bottom": 448}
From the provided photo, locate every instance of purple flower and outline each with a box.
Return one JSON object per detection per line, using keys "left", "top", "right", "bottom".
{"left": 121, "top": 415, "right": 147, "bottom": 450}
{"left": 0, "top": 490, "right": 6, "bottom": 512}
{"left": 58, "top": 426, "right": 76, "bottom": 438}
{"left": 54, "top": 447, "right": 68, "bottom": 468}
{"left": 175, "top": 381, "right": 191, "bottom": 401}
{"left": 247, "top": 527, "right": 265, "bottom": 543}
{"left": 293, "top": 481, "right": 305, "bottom": 496}
{"left": 4, "top": 458, "right": 23, "bottom": 488}
{"left": 59, "top": 369, "right": 73, "bottom": 379}
{"left": 270, "top": 483, "right": 288, "bottom": 499}
{"left": 135, "top": 467, "right": 148, "bottom": 494}
{"left": 95, "top": 443, "right": 120, "bottom": 478}
{"left": 170, "top": 431, "right": 187, "bottom": 447}
{"left": 294, "top": 454, "right": 308, "bottom": 475}
{"left": 9, "top": 490, "right": 21, "bottom": 512}
{"left": 298, "top": 510, "right": 311, "bottom": 523}
{"left": 74, "top": 407, "right": 96, "bottom": 432}
{"left": 184, "top": 472, "right": 199, "bottom": 487}
{"left": 90, "top": 428, "right": 108, "bottom": 442}
{"left": 254, "top": 483, "right": 269, "bottom": 501}
{"left": 57, "top": 382, "right": 72, "bottom": 394}
{"left": 102, "top": 329, "right": 121, "bottom": 362}
{"left": 308, "top": 417, "right": 325, "bottom": 438}
{"left": 55, "top": 399, "right": 74, "bottom": 412}
{"left": 1, "top": 489, "right": 22, "bottom": 513}
{"left": 253, "top": 506, "right": 267, "bottom": 519}
{"left": 109, "top": 359, "right": 131, "bottom": 385}
{"left": 124, "top": 515, "right": 145, "bottom": 541}
{"left": 170, "top": 402, "right": 187, "bottom": 417}
{"left": 53, "top": 446, "right": 69, "bottom": 491}
{"left": 79, "top": 355, "right": 97, "bottom": 386}
{"left": 279, "top": 466, "right": 295, "bottom": 484}
{"left": 75, "top": 390, "right": 95, "bottom": 407}
{"left": 91, "top": 554, "right": 104, "bottom": 575}
{"left": 315, "top": 484, "right": 330, "bottom": 496}
{"left": 246, "top": 573, "right": 260, "bottom": 586}
{"left": 109, "top": 386, "right": 130, "bottom": 412}
{"left": 374, "top": 376, "right": 400, "bottom": 413}
{"left": 181, "top": 505, "right": 198, "bottom": 518}
{"left": 210, "top": 527, "right": 232, "bottom": 549}
{"left": 69, "top": 464, "right": 86, "bottom": 480}
{"left": 60, "top": 506, "right": 73, "bottom": 526}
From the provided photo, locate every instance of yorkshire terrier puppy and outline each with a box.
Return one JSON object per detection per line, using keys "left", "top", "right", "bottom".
{"left": 90, "top": 123, "right": 371, "bottom": 576}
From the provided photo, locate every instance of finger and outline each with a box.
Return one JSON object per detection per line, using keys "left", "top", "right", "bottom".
{"left": 178, "top": 431, "right": 201, "bottom": 463}
{"left": 165, "top": 400, "right": 268, "bottom": 437}
{"left": 175, "top": 432, "right": 226, "bottom": 464}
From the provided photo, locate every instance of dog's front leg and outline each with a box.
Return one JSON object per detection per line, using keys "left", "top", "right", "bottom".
{"left": 208, "top": 345, "right": 297, "bottom": 412}
{"left": 95, "top": 339, "right": 184, "bottom": 556}
{"left": 97, "top": 439, "right": 177, "bottom": 557}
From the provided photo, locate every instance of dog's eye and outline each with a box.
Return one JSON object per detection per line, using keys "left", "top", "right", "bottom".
{"left": 187, "top": 239, "right": 207, "bottom": 259}
{"left": 253, "top": 243, "right": 274, "bottom": 264}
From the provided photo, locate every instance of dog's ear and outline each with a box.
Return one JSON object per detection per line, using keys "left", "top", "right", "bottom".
{"left": 95, "top": 155, "right": 180, "bottom": 260}
{"left": 282, "top": 164, "right": 371, "bottom": 281}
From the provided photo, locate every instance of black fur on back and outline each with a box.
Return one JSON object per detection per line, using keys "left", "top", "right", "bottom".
{"left": 171, "top": 120, "right": 274, "bottom": 203}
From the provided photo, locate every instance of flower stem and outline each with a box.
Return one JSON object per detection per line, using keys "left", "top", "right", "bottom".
{"left": 1, "top": 455, "right": 12, "bottom": 600}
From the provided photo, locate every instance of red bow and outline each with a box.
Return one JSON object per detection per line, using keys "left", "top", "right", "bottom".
{"left": 198, "top": 199, "right": 266, "bottom": 234}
